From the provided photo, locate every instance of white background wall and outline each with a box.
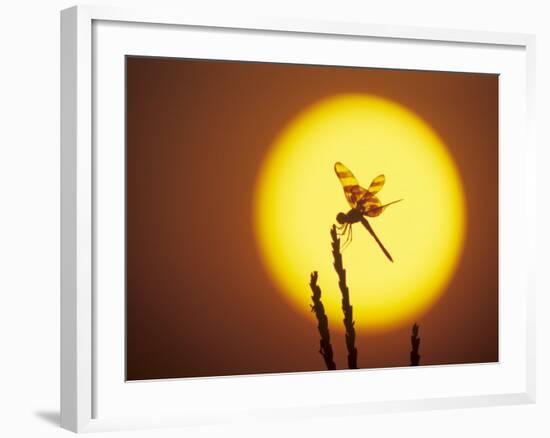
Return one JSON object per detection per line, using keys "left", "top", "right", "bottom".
{"left": 0, "top": 0, "right": 547, "bottom": 436}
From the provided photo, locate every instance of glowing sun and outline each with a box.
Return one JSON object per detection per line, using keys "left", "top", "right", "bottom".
{"left": 253, "top": 94, "right": 466, "bottom": 333}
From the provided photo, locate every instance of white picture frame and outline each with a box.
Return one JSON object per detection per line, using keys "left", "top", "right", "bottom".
{"left": 60, "top": 4, "right": 536, "bottom": 433}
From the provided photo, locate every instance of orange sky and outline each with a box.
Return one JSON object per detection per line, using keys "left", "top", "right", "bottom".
{"left": 126, "top": 56, "right": 498, "bottom": 380}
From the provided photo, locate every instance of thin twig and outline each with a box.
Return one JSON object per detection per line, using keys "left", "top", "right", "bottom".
{"left": 309, "top": 271, "right": 337, "bottom": 370}
{"left": 330, "top": 225, "right": 358, "bottom": 369}
{"left": 410, "top": 323, "right": 421, "bottom": 366}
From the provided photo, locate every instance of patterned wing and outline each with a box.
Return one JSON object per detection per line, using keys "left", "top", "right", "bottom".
{"left": 366, "top": 175, "right": 385, "bottom": 197}
{"left": 365, "top": 198, "right": 403, "bottom": 217}
{"left": 361, "top": 196, "right": 382, "bottom": 216}
{"left": 334, "top": 162, "right": 368, "bottom": 208}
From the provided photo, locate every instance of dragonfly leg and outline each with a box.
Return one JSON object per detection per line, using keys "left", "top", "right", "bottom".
{"left": 343, "top": 224, "right": 350, "bottom": 238}
{"left": 341, "top": 224, "right": 353, "bottom": 251}
{"left": 336, "top": 223, "right": 346, "bottom": 236}
{"left": 336, "top": 222, "right": 347, "bottom": 235}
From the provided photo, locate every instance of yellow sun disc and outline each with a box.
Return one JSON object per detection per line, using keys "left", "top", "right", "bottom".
{"left": 253, "top": 94, "right": 466, "bottom": 334}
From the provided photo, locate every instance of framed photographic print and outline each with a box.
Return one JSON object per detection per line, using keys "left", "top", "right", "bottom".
{"left": 61, "top": 5, "right": 536, "bottom": 433}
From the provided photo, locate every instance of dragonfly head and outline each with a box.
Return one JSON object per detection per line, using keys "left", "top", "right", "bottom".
{"left": 336, "top": 212, "right": 347, "bottom": 224}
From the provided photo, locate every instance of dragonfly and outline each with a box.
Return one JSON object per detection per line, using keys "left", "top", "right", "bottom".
{"left": 334, "top": 162, "right": 402, "bottom": 262}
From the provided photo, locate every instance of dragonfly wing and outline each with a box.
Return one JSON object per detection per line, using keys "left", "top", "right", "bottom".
{"left": 361, "top": 195, "right": 381, "bottom": 214}
{"left": 365, "top": 198, "right": 403, "bottom": 217}
{"left": 334, "top": 162, "right": 368, "bottom": 208}
{"left": 366, "top": 174, "right": 385, "bottom": 197}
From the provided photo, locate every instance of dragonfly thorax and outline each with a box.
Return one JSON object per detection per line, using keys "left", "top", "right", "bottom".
{"left": 336, "top": 208, "right": 363, "bottom": 225}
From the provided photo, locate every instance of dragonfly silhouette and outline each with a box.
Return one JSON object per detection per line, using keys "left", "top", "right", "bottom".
{"left": 334, "top": 162, "right": 402, "bottom": 262}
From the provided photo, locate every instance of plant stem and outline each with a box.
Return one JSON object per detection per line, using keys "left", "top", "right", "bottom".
{"left": 309, "top": 271, "right": 337, "bottom": 370}
{"left": 410, "top": 323, "right": 421, "bottom": 366}
{"left": 330, "top": 225, "right": 358, "bottom": 369}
